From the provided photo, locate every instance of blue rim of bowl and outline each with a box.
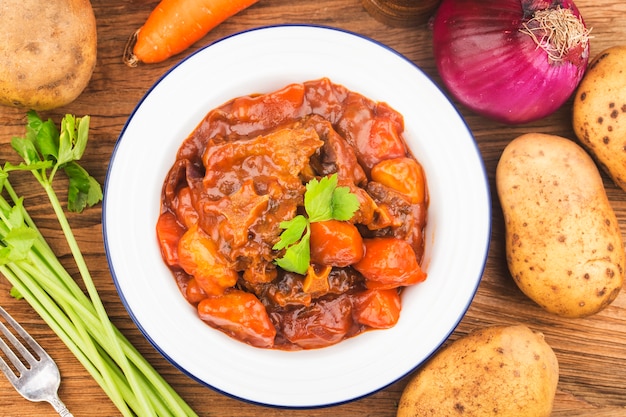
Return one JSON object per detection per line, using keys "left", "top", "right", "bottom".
{"left": 102, "top": 23, "right": 492, "bottom": 409}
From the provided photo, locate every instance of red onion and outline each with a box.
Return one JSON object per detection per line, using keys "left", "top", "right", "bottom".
{"left": 433, "top": 0, "right": 591, "bottom": 124}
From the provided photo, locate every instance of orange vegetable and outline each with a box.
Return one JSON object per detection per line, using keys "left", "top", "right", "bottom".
{"left": 309, "top": 220, "right": 364, "bottom": 267}
{"left": 354, "top": 237, "right": 427, "bottom": 289}
{"left": 371, "top": 157, "right": 426, "bottom": 204}
{"left": 185, "top": 278, "right": 208, "bottom": 304}
{"left": 198, "top": 290, "right": 276, "bottom": 348}
{"left": 124, "top": 0, "right": 259, "bottom": 66}
{"left": 177, "top": 224, "right": 238, "bottom": 295}
{"left": 353, "top": 288, "right": 401, "bottom": 329}
{"left": 156, "top": 211, "right": 185, "bottom": 266}
{"left": 174, "top": 186, "right": 199, "bottom": 229}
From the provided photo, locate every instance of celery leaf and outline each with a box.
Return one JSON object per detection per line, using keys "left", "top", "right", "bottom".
{"left": 304, "top": 174, "right": 337, "bottom": 222}
{"left": 274, "top": 173, "right": 359, "bottom": 274}
{"left": 274, "top": 232, "right": 310, "bottom": 275}
{"left": 10, "top": 111, "right": 102, "bottom": 212}
{"left": 64, "top": 162, "right": 103, "bottom": 212}
{"left": 331, "top": 185, "right": 360, "bottom": 221}
{"left": 273, "top": 215, "right": 308, "bottom": 251}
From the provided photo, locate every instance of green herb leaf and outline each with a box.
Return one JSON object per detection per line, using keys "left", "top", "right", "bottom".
{"left": 10, "top": 112, "right": 102, "bottom": 212}
{"left": 273, "top": 215, "right": 308, "bottom": 251}
{"left": 274, "top": 173, "right": 360, "bottom": 274}
{"left": 0, "top": 225, "right": 38, "bottom": 262}
{"left": 331, "top": 184, "right": 360, "bottom": 221}
{"left": 274, "top": 232, "right": 310, "bottom": 275}
{"left": 64, "top": 162, "right": 103, "bottom": 213}
{"left": 304, "top": 174, "right": 337, "bottom": 222}
{"left": 11, "top": 128, "right": 41, "bottom": 165}
{"left": 58, "top": 114, "right": 90, "bottom": 165}
{"left": 0, "top": 200, "right": 38, "bottom": 264}
{"left": 23, "top": 110, "right": 59, "bottom": 162}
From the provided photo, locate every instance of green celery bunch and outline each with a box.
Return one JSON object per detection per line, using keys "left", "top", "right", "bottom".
{"left": 0, "top": 111, "right": 197, "bottom": 417}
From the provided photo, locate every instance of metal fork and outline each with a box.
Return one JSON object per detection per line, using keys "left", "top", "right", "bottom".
{"left": 0, "top": 306, "right": 73, "bottom": 416}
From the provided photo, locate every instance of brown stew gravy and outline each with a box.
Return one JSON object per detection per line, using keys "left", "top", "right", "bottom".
{"left": 157, "top": 78, "right": 428, "bottom": 350}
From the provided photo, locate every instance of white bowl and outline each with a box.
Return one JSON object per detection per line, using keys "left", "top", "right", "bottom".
{"left": 103, "top": 25, "right": 491, "bottom": 408}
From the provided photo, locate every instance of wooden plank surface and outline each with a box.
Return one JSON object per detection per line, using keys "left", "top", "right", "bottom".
{"left": 0, "top": 0, "right": 625, "bottom": 415}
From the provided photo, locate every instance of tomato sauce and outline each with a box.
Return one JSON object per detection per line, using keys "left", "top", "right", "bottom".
{"left": 157, "top": 78, "right": 428, "bottom": 350}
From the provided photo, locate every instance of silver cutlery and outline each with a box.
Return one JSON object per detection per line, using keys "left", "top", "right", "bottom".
{"left": 0, "top": 305, "right": 73, "bottom": 416}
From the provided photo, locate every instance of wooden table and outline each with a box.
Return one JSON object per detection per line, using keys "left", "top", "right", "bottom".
{"left": 0, "top": 1, "right": 625, "bottom": 415}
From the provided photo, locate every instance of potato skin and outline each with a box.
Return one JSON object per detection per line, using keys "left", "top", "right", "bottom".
{"left": 0, "top": 0, "right": 97, "bottom": 110}
{"left": 573, "top": 46, "right": 626, "bottom": 191}
{"left": 496, "top": 133, "right": 624, "bottom": 317}
{"left": 397, "top": 325, "right": 559, "bottom": 417}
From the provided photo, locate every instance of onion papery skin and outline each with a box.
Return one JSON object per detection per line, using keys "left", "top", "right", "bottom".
{"left": 433, "top": 0, "right": 590, "bottom": 124}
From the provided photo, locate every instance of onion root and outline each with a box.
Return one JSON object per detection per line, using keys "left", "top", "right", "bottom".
{"left": 520, "top": 7, "right": 592, "bottom": 64}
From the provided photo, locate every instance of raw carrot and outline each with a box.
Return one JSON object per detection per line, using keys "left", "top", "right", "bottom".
{"left": 124, "top": 0, "right": 259, "bottom": 66}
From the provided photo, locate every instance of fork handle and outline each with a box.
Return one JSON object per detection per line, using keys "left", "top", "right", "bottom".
{"left": 49, "top": 395, "right": 74, "bottom": 417}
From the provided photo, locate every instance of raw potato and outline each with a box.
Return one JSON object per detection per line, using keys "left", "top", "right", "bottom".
{"left": 573, "top": 46, "right": 626, "bottom": 191}
{"left": 497, "top": 133, "right": 625, "bottom": 317}
{"left": 397, "top": 325, "right": 559, "bottom": 417}
{"left": 0, "top": 0, "right": 97, "bottom": 110}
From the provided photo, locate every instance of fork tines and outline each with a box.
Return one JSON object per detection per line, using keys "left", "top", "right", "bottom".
{"left": 0, "top": 306, "right": 46, "bottom": 384}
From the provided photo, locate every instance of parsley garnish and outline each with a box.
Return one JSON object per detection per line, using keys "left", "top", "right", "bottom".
{"left": 273, "top": 174, "right": 359, "bottom": 274}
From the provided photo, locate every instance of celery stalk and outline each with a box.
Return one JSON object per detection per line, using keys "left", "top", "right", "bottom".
{"left": 0, "top": 112, "right": 199, "bottom": 416}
